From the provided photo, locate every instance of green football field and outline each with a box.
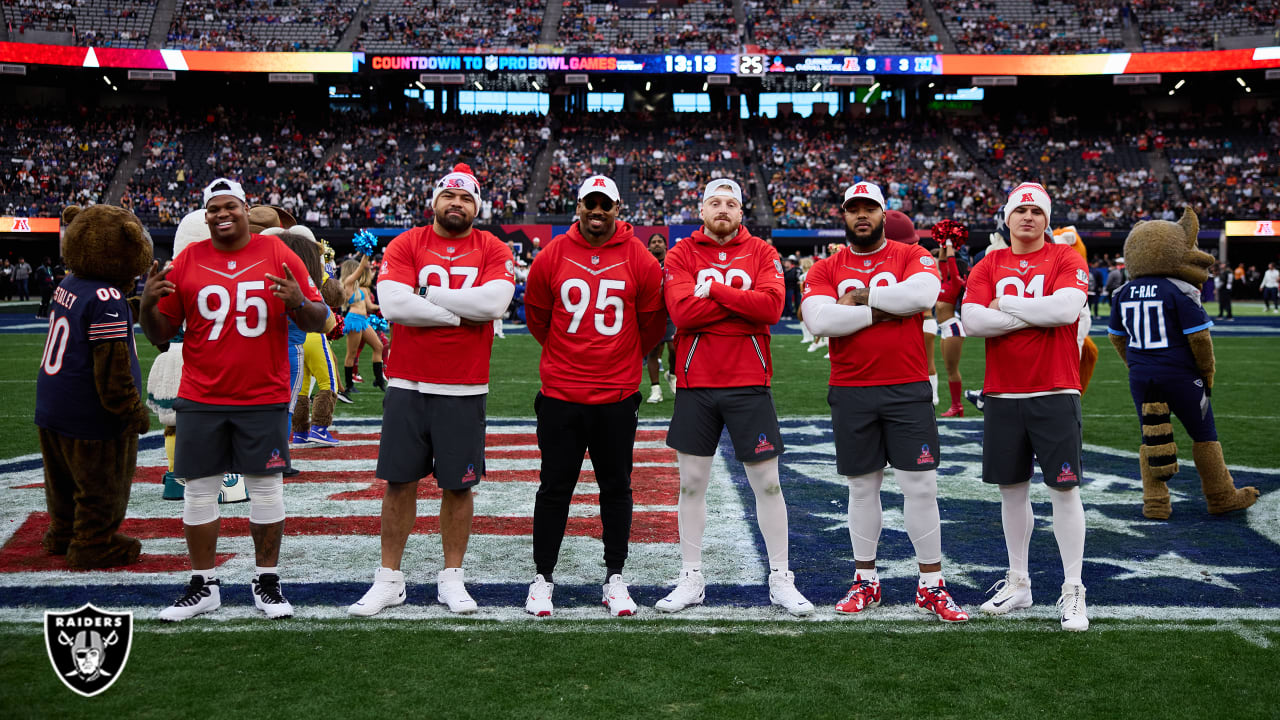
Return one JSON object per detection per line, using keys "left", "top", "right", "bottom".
{"left": 1, "top": 311, "right": 1277, "bottom": 718}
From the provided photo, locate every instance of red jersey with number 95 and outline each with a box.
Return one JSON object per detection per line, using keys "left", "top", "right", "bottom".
{"left": 157, "top": 234, "right": 323, "bottom": 405}
{"left": 524, "top": 221, "right": 664, "bottom": 404}
{"left": 801, "top": 240, "right": 940, "bottom": 386}
{"left": 964, "top": 243, "right": 1089, "bottom": 393}
{"left": 378, "top": 225, "right": 514, "bottom": 384}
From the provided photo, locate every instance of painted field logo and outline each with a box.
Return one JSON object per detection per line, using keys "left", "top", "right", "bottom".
{"left": 44, "top": 604, "right": 132, "bottom": 697}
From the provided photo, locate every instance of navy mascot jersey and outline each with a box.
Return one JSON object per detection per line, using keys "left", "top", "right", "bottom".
{"left": 35, "top": 274, "right": 143, "bottom": 439}
{"left": 1107, "top": 276, "right": 1213, "bottom": 378}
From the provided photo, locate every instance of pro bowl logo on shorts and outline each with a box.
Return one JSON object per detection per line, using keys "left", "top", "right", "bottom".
{"left": 44, "top": 604, "right": 133, "bottom": 697}
{"left": 462, "top": 464, "right": 477, "bottom": 482}
{"left": 754, "top": 433, "right": 775, "bottom": 454}
{"left": 1057, "top": 462, "right": 1078, "bottom": 484}
{"left": 266, "top": 448, "right": 287, "bottom": 470}
{"left": 917, "top": 444, "right": 934, "bottom": 464}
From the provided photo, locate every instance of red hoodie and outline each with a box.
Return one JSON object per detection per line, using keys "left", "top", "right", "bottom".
{"left": 525, "top": 220, "right": 666, "bottom": 404}
{"left": 664, "top": 225, "right": 784, "bottom": 388}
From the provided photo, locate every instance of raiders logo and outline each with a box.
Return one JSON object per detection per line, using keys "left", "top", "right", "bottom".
{"left": 45, "top": 604, "right": 133, "bottom": 697}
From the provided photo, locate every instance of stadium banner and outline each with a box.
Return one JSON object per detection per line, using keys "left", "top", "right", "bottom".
{"left": 0, "top": 217, "right": 59, "bottom": 233}
{"left": 1225, "top": 220, "right": 1277, "bottom": 237}
{"left": 2, "top": 42, "right": 1280, "bottom": 76}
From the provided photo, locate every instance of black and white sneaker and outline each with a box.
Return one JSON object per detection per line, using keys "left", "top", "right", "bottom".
{"left": 252, "top": 573, "right": 295, "bottom": 619}
{"left": 965, "top": 389, "right": 986, "bottom": 413}
{"left": 158, "top": 576, "right": 221, "bottom": 622}
{"left": 336, "top": 390, "right": 354, "bottom": 404}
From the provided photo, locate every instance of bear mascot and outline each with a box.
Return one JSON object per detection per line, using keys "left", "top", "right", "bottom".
{"left": 35, "top": 204, "right": 152, "bottom": 568}
{"left": 1107, "top": 208, "right": 1260, "bottom": 519}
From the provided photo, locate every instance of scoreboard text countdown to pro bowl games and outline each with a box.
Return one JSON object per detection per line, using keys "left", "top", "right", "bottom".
{"left": 1, "top": 41, "right": 1278, "bottom": 76}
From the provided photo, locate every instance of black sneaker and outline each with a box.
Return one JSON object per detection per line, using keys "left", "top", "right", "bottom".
{"left": 159, "top": 576, "right": 221, "bottom": 622}
{"left": 336, "top": 390, "right": 354, "bottom": 404}
{"left": 252, "top": 573, "right": 295, "bottom": 619}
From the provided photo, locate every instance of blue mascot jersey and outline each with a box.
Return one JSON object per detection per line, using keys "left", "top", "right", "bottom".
{"left": 35, "top": 274, "right": 143, "bottom": 439}
{"left": 1108, "top": 276, "right": 1213, "bottom": 378}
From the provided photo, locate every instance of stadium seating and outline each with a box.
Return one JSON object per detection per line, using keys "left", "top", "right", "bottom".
{"left": 538, "top": 115, "right": 751, "bottom": 225}
{"left": 3, "top": 0, "right": 153, "bottom": 47}
{"left": 932, "top": 0, "right": 1125, "bottom": 54}
{"left": 558, "top": 0, "right": 739, "bottom": 53}
{"left": 745, "top": 0, "right": 937, "bottom": 54}
{"left": 0, "top": 106, "right": 133, "bottom": 218}
{"left": 1132, "top": 0, "right": 1280, "bottom": 52}
{"left": 358, "top": 0, "right": 544, "bottom": 53}
{"left": 1165, "top": 119, "right": 1280, "bottom": 224}
{"left": 166, "top": 0, "right": 359, "bottom": 51}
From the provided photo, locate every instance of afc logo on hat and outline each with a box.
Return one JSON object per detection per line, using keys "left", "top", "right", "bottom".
{"left": 854, "top": 185, "right": 869, "bottom": 194}
{"left": 592, "top": 178, "right": 607, "bottom": 187}
{"left": 1020, "top": 193, "right": 1035, "bottom": 202}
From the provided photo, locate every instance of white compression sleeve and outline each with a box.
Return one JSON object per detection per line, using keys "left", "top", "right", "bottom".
{"left": 999, "top": 287, "right": 1088, "bottom": 327}
{"left": 425, "top": 279, "right": 515, "bottom": 322}
{"left": 244, "top": 473, "right": 285, "bottom": 525}
{"left": 801, "top": 295, "right": 873, "bottom": 338}
{"left": 377, "top": 279, "right": 461, "bottom": 327}
{"left": 961, "top": 302, "right": 1031, "bottom": 337}
{"left": 998, "top": 482, "right": 1033, "bottom": 577}
{"left": 744, "top": 457, "right": 789, "bottom": 572}
{"left": 896, "top": 469, "right": 942, "bottom": 565}
{"left": 182, "top": 474, "right": 221, "bottom": 526}
{"left": 868, "top": 271, "right": 941, "bottom": 316}
{"left": 1048, "top": 485, "right": 1086, "bottom": 585}
{"left": 847, "top": 471, "right": 884, "bottom": 563}
{"left": 676, "top": 452, "right": 712, "bottom": 570}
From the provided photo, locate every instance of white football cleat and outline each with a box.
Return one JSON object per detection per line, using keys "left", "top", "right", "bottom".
{"left": 655, "top": 569, "right": 705, "bottom": 613}
{"left": 980, "top": 571, "right": 1033, "bottom": 615}
{"left": 1057, "top": 582, "right": 1089, "bottom": 632}
{"left": 768, "top": 569, "right": 814, "bottom": 616}
{"left": 159, "top": 576, "right": 221, "bottom": 622}
{"left": 602, "top": 574, "right": 638, "bottom": 617}
{"left": 525, "top": 574, "right": 554, "bottom": 617}
{"left": 348, "top": 567, "right": 407, "bottom": 617}
{"left": 252, "top": 573, "right": 294, "bottom": 619}
{"left": 647, "top": 384, "right": 663, "bottom": 404}
{"left": 437, "top": 567, "right": 478, "bottom": 614}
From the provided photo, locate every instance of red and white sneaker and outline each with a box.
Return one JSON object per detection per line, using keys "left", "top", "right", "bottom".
{"left": 915, "top": 580, "right": 970, "bottom": 623}
{"left": 834, "top": 577, "right": 881, "bottom": 614}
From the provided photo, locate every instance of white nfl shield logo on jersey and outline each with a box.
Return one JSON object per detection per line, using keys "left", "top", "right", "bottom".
{"left": 718, "top": 252, "right": 727, "bottom": 261}
{"left": 447, "top": 246, "right": 456, "bottom": 253}
{"left": 864, "top": 260, "right": 872, "bottom": 267}
{"left": 228, "top": 261, "right": 236, "bottom": 270}
{"left": 1020, "top": 260, "right": 1029, "bottom": 269}
{"left": 591, "top": 255, "right": 600, "bottom": 265}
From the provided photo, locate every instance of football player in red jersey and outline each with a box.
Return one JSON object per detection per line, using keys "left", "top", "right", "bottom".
{"left": 962, "top": 182, "right": 1091, "bottom": 631}
{"left": 655, "top": 178, "right": 813, "bottom": 616}
{"left": 521, "top": 176, "right": 666, "bottom": 617}
{"left": 141, "top": 178, "right": 329, "bottom": 622}
{"left": 348, "top": 164, "right": 515, "bottom": 617}
{"left": 801, "top": 183, "right": 969, "bottom": 623}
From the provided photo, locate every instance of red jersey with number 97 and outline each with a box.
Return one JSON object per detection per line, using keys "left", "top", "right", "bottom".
{"left": 378, "top": 225, "right": 514, "bottom": 384}
{"left": 157, "top": 234, "right": 323, "bottom": 405}
{"left": 801, "top": 240, "right": 940, "bottom": 386}
{"left": 964, "top": 243, "right": 1089, "bottom": 393}
{"left": 524, "top": 221, "right": 664, "bottom": 404}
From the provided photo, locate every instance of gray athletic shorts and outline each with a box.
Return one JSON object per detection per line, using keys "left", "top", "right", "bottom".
{"left": 667, "top": 386, "right": 783, "bottom": 462}
{"left": 375, "top": 387, "right": 486, "bottom": 490}
{"left": 829, "top": 382, "right": 940, "bottom": 477}
{"left": 173, "top": 399, "right": 289, "bottom": 478}
{"left": 981, "top": 394, "right": 1083, "bottom": 488}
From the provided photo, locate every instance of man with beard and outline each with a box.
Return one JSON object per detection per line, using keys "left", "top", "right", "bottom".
{"left": 655, "top": 178, "right": 813, "bottom": 617}
{"left": 962, "top": 182, "right": 1090, "bottom": 632}
{"left": 142, "top": 178, "right": 329, "bottom": 621}
{"left": 348, "top": 164, "right": 515, "bottom": 617}
{"left": 800, "top": 182, "right": 968, "bottom": 622}
{"left": 644, "top": 232, "right": 677, "bottom": 403}
{"left": 522, "top": 175, "right": 666, "bottom": 617}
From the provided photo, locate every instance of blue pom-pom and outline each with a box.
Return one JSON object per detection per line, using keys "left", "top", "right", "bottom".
{"left": 369, "top": 315, "right": 389, "bottom": 333}
{"left": 353, "top": 229, "right": 379, "bottom": 256}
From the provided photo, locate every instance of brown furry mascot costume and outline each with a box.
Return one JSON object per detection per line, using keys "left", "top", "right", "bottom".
{"left": 1108, "top": 208, "right": 1259, "bottom": 519}
{"left": 35, "top": 205, "right": 152, "bottom": 568}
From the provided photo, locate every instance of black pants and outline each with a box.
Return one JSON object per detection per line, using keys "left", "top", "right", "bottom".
{"left": 533, "top": 391, "right": 640, "bottom": 577}
{"left": 1218, "top": 290, "right": 1233, "bottom": 318}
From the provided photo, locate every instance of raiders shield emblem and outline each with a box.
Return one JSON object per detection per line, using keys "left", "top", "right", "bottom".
{"left": 45, "top": 604, "right": 133, "bottom": 697}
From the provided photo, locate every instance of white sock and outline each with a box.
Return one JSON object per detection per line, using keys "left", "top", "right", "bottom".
{"left": 919, "top": 570, "right": 944, "bottom": 588}
{"left": 1048, "top": 485, "right": 1086, "bottom": 586}
{"left": 255, "top": 566, "right": 278, "bottom": 577}
{"left": 676, "top": 452, "right": 712, "bottom": 571}
{"left": 855, "top": 568, "right": 879, "bottom": 583}
{"left": 744, "top": 458, "right": 789, "bottom": 572}
{"left": 896, "top": 469, "right": 942, "bottom": 565}
{"left": 847, "top": 471, "right": 884, "bottom": 563}
{"left": 929, "top": 374, "right": 939, "bottom": 405}
{"left": 999, "top": 482, "right": 1034, "bottom": 578}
